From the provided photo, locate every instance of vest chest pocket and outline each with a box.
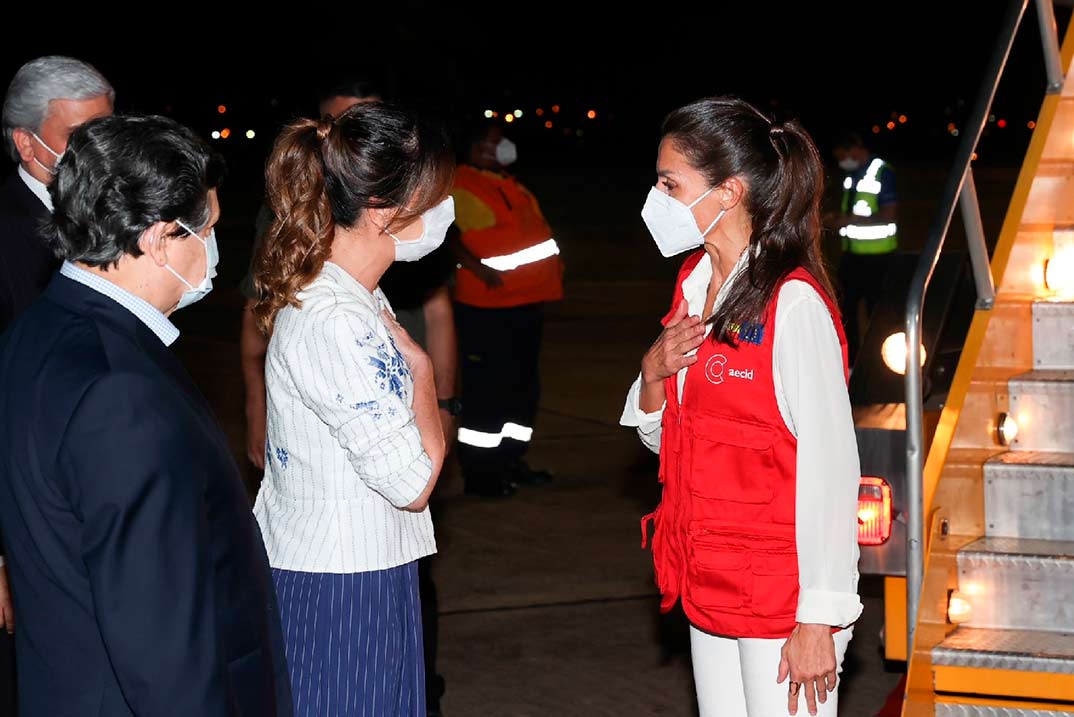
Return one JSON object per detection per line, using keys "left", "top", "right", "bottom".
{"left": 687, "top": 414, "right": 776, "bottom": 504}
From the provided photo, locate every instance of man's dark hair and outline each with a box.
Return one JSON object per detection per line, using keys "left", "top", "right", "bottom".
{"left": 46, "top": 114, "right": 225, "bottom": 267}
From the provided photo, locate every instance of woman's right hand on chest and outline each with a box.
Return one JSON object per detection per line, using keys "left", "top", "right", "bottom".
{"left": 641, "top": 300, "right": 706, "bottom": 385}
{"left": 381, "top": 310, "right": 432, "bottom": 376}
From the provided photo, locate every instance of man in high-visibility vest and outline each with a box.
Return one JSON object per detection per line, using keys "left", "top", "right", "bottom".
{"left": 831, "top": 131, "right": 898, "bottom": 366}
{"left": 450, "top": 121, "right": 564, "bottom": 498}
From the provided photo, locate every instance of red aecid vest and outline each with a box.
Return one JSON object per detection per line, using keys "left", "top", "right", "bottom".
{"left": 641, "top": 251, "right": 848, "bottom": 639}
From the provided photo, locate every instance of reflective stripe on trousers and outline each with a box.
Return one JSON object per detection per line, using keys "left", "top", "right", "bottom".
{"left": 458, "top": 423, "right": 534, "bottom": 448}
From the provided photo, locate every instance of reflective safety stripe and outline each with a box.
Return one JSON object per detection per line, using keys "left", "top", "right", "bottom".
{"left": 480, "top": 239, "right": 560, "bottom": 271}
{"left": 458, "top": 422, "right": 534, "bottom": 448}
{"left": 839, "top": 222, "right": 898, "bottom": 240}
{"left": 854, "top": 158, "right": 886, "bottom": 195}
{"left": 841, "top": 158, "right": 896, "bottom": 253}
{"left": 852, "top": 199, "right": 873, "bottom": 217}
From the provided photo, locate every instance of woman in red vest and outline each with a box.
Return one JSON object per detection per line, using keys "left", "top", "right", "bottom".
{"left": 621, "top": 97, "right": 862, "bottom": 716}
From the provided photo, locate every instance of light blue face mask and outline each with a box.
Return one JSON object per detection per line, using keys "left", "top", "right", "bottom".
{"left": 495, "top": 138, "right": 518, "bottom": 166}
{"left": 164, "top": 219, "right": 219, "bottom": 310}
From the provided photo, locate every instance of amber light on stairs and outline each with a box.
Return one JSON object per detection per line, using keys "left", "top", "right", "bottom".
{"left": 1044, "top": 228, "right": 1074, "bottom": 296}
{"left": 1043, "top": 254, "right": 1074, "bottom": 295}
{"left": 996, "top": 412, "right": 1019, "bottom": 445}
{"left": 947, "top": 590, "right": 973, "bottom": 624}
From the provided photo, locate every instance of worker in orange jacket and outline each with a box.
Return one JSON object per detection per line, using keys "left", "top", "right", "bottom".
{"left": 449, "top": 121, "right": 564, "bottom": 497}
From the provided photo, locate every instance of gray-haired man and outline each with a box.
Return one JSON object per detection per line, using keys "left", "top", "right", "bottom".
{"left": 0, "top": 54, "right": 113, "bottom": 711}
{"left": 1, "top": 55, "right": 113, "bottom": 329}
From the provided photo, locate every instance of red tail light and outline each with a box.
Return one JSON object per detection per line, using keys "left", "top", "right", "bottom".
{"left": 858, "top": 476, "right": 893, "bottom": 546}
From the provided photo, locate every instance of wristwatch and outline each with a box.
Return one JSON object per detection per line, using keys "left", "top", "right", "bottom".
{"left": 438, "top": 397, "right": 463, "bottom": 416}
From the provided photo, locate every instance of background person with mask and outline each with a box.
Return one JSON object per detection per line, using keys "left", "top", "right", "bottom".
{"left": 252, "top": 103, "right": 453, "bottom": 717}
{"left": 0, "top": 56, "right": 113, "bottom": 331}
{"left": 0, "top": 54, "right": 114, "bottom": 712}
{"left": 827, "top": 130, "right": 898, "bottom": 366}
{"left": 0, "top": 114, "right": 291, "bottom": 716}
{"left": 449, "top": 120, "right": 563, "bottom": 498}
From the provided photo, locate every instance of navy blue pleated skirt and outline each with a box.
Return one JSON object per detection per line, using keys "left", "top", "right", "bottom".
{"left": 272, "top": 562, "right": 424, "bottom": 717}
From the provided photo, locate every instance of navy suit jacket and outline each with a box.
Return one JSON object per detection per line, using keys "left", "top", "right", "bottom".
{"left": 0, "top": 274, "right": 292, "bottom": 716}
{"left": 0, "top": 169, "right": 60, "bottom": 333}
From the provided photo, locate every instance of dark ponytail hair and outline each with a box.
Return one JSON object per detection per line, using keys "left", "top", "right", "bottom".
{"left": 253, "top": 101, "right": 454, "bottom": 333}
{"left": 662, "top": 96, "right": 835, "bottom": 344}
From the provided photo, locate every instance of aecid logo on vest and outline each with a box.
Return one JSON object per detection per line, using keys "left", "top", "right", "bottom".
{"left": 704, "top": 354, "right": 754, "bottom": 385}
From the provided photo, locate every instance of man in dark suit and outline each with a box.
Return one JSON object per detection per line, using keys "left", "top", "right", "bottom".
{"left": 1, "top": 55, "right": 114, "bottom": 330}
{"left": 0, "top": 54, "right": 114, "bottom": 712}
{"left": 0, "top": 114, "right": 291, "bottom": 715}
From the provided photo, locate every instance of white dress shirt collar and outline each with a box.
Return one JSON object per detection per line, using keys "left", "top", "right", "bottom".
{"left": 17, "top": 165, "right": 53, "bottom": 213}
{"left": 60, "top": 261, "right": 180, "bottom": 346}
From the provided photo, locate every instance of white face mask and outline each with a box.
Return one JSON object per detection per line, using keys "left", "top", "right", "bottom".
{"left": 29, "top": 131, "right": 64, "bottom": 176}
{"left": 164, "top": 219, "right": 219, "bottom": 310}
{"left": 838, "top": 158, "right": 862, "bottom": 173}
{"left": 640, "top": 186, "right": 726, "bottom": 258}
{"left": 391, "top": 196, "right": 456, "bottom": 262}
{"left": 495, "top": 138, "right": 518, "bottom": 166}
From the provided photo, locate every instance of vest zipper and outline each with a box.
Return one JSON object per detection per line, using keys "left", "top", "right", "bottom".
{"left": 497, "top": 187, "right": 513, "bottom": 210}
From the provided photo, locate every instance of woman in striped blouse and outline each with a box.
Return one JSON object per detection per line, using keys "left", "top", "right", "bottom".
{"left": 251, "top": 102, "right": 455, "bottom": 716}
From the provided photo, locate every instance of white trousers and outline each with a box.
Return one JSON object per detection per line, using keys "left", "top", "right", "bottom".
{"left": 690, "top": 626, "right": 854, "bottom": 716}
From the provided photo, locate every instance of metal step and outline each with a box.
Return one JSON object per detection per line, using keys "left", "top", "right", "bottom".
{"left": 1034, "top": 301, "right": 1074, "bottom": 370}
{"left": 957, "top": 538, "right": 1074, "bottom": 632}
{"left": 985, "top": 452, "right": 1074, "bottom": 541}
{"left": 932, "top": 628, "right": 1074, "bottom": 704}
{"left": 932, "top": 631, "right": 1074, "bottom": 704}
{"left": 936, "top": 704, "right": 1074, "bottom": 716}
{"left": 1008, "top": 371, "right": 1074, "bottom": 453}
{"left": 933, "top": 628, "right": 1074, "bottom": 674}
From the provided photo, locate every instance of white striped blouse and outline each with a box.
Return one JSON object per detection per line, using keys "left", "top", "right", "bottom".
{"left": 254, "top": 261, "right": 436, "bottom": 574}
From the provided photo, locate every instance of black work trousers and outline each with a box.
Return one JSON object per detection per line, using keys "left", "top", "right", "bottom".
{"left": 454, "top": 302, "right": 544, "bottom": 486}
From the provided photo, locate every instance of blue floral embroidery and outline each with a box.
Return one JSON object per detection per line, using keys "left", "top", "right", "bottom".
{"left": 352, "top": 400, "right": 383, "bottom": 420}
{"left": 275, "top": 447, "right": 289, "bottom": 469}
{"left": 265, "top": 437, "right": 272, "bottom": 467}
{"left": 336, "top": 393, "right": 344, "bottom": 404}
{"left": 355, "top": 331, "right": 375, "bottom": 348}
{"left": 367, "top": 343, "right": 411, "bottom": 401}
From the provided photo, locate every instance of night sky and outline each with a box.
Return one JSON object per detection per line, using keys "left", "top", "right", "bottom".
{"left": 3, "top": 2, "right": 1068, "bottom": 185}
